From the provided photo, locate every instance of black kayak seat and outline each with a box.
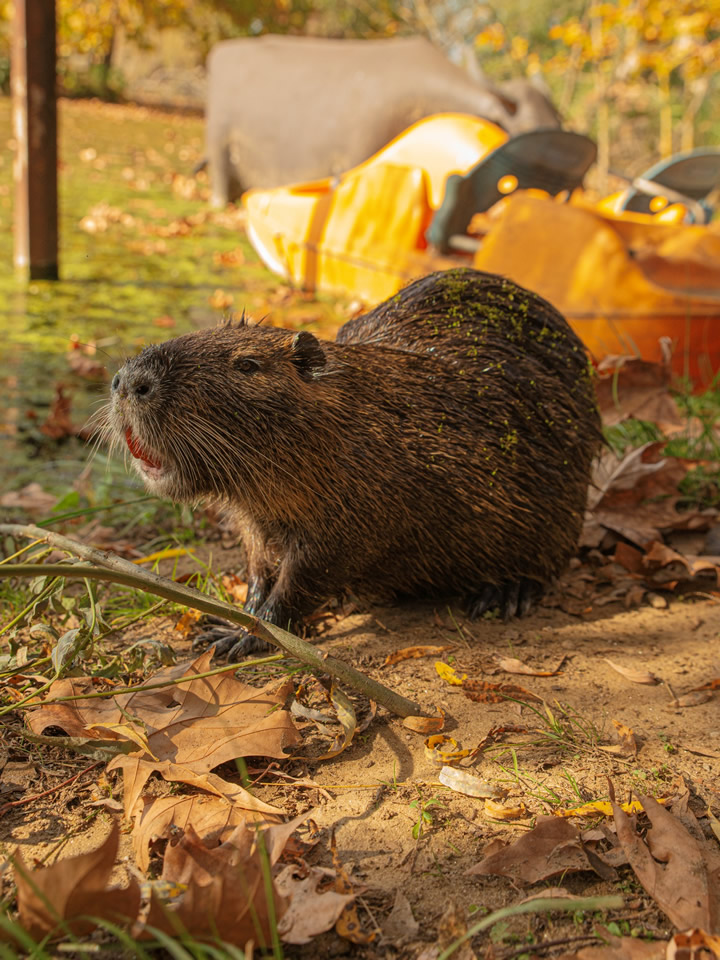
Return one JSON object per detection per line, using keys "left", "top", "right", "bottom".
{"left": 426, "top": 128, "right": 598, "bottom": 254}
{"left": 619, "top": 148, "right": 720, "bottom": 223}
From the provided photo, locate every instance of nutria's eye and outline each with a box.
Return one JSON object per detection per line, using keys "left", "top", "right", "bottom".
{"left": 234, "top": 357, "right": 260, "bottom": 373}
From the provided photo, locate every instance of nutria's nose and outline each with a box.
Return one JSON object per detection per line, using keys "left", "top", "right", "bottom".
{"left": 111, "top": 369, "right": 153, "bottom": 399}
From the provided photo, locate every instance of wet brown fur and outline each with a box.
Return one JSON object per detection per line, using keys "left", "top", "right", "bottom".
{"left": 105, "top": 268, "right": 601, "bottom": 632}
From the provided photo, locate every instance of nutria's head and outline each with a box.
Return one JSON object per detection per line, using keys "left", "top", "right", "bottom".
{"left": 103, "top": 319, "right": 328, "bottom": 504}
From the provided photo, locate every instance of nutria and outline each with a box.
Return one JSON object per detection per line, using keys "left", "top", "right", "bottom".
{"left": 104, "top": 268, "right": 601, "bottom": 660}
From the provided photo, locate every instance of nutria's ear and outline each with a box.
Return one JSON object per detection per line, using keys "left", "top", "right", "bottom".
{"left": 290, "top": 331, "right": 326, "bottom": 376}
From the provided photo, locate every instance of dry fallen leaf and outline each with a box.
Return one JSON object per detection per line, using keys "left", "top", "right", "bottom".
{"left": 465, "top": 816, "right": 617, "bottom": 883}
{"left": 213, "top": 247, "right": 246, "bottom": 266}
{"left": 671, "top": 691, "right": 714, "bottom": 708}
{"left": 588, "top": 442, "right": 675, "bottom": 511}
{"left": 484, "top": 798, "right": 528, "bottom": 820}
{"left": 554, "top": 932, "right": 665, "bottom": 960}
{"left": 36, "top": 384, "right": 76, "bottom": 439}
{"left": 66, "top": 350, "right": 107, "bottom": 380}
{"left": 611, "top": 719, "right": 639, "bottom": 756}
{"left": 667, "top": 930, "right": 720, "bottom": 960}
{"left": 555, "top": 799, "right": 659, "bottom": 819}
{"left": 0, "top": 483, "right": 57, "bottom": 513}
{"left": 274, "top": 863, "right": 355, "bottom": 945}
{"left": 174, "top": 609, "right": 202, "bottom": 637}
{"left": 382, "top": 890, "right": 419, "bottom": 944}
{"left": 403, "top": 709, "right": 445, "bottom": 734}
{"left": 462, "top": 678, "right": 542, "bottom": 704}
{"left": 613, "top": 542, "right": 646, "bottom": 575}
{"left": 132, "top": 794, "right": 277, "bottom": 872}
{"left": 28, "top": 651, "right": 299, "bottom": 817}
{"left": 603, "top": 659, "right": 659, "bottom": 685}
{"left": 313, "top": 684, "right": 357, "bottom": 760}
{"left": 172, "top": 173, "right": 204, "bottom": 200}
{"left": 612, "top": 793, "right": 720, "bottom": 930}
{"left": 330, "top": 830, "right": 374, "bottom": 944}
{"left": 416, "top": 901, "right": 478, "bottom": 960}
{"left": 209, "top": 288, "right": 234, "bottom": 310}
{"left": 595, "top": 354, "right": 682, "bottom": 429}
{"left": 12, "top": 820, "right": 141, "bottom": 941}
{"left": 141, "top": 821, "right": 285, "bottom": 946}
{"left": 585, "top": 443, "right": 699, "bottom": 547}
{"left": 152, "top": 314, "right": 176, "bottom": 328}
{"left": 644, "top": 541, "right": 720, "bottom": 585}
{"left": 424, "top": 734, "right": 469, "bottom": 763}
{"left": 435, "top": 662, "right": 466, "bottom": 685}
{"left": 556, "top": 927, "right": 720, "bottom": 960}
{"left": 221, "top": 573, "right": 248, "bottom": 604}
{"left": 384, "top": 645, "right": 450, "bottom": 666}
{"left": 495, "top": 656, "right": 563, "bottom": 677}
{"left": 438, "top": 766, "right": 505, "bottom": 799}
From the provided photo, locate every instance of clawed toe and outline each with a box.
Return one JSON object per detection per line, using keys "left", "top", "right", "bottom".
{"left": 192, "top": 625, "right": 233, "bottom": 653}
{"left": 467, "top": 584, "right": 501, "bottom": 619}
{"left": 192, "top": 619, "right": 272, "bottom": 660}
{"left": 201, "top": 614, "right": 232, "bottom": 627}
{"left": 467, "top": 578, "right": 543, "bottom": 621}
{"left": 517, "top": 578, "right": 543, "bottom": 617}
{"left": 226, "top": 630, "right": 272, "bottom": 661}
{"left": 501, "top": 581, "right": 520, "bottom": 620}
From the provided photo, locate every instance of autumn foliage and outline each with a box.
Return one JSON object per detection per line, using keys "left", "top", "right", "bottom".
{"left": 476, "top": 0, "right": 720, "bottom": 169}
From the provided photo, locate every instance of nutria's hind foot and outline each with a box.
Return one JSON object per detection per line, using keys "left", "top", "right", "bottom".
{"left": 193, "top": 618, "right": 273, "bottom": 660}
{"left": 467, "top": 578, "right": 543, "bottom": 621}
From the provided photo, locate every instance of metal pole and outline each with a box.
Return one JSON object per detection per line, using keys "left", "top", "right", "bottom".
{"left": 12, "top": 0, "right": 59, "bottom": 281}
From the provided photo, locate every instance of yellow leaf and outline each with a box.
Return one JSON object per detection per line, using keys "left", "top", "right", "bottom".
{"left": 133, "top": 547, "right": 194, "bottom": 564}
{"left": 435, "top": 662, "right": 465, "bottom": 685}
{"left": 424, "top": 734, "right": 469, "bottom": 764}
{"left": 555, "top": 798, "right": 669, "bottom": 818}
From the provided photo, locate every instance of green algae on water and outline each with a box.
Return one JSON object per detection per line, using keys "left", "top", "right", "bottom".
{"left": 0, "top": 97, "right": 347, "bottom": 494}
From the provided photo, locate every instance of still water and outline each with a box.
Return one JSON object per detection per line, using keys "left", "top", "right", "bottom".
{"left": 0, "top": 97, "right": 342, "bottom": 501}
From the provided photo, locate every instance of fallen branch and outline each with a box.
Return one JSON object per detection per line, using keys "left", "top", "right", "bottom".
{"left": 0, "top": 523, "right": 426, "bottom": 719}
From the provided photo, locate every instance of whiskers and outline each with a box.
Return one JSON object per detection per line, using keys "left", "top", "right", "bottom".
{"left": 187, "top": 410, "right": 347, "bottom": 512}
{"left": 83, "top": 402, "right": 119, "bottom": 472}
{"left": 82, "top": 378, "right": 344, "bottom": 517}
{"left": 180, "top": 411, "right": 269, "bottom": 508}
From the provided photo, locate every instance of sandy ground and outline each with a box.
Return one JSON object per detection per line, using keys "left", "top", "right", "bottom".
{"left": 2, "top": 584, "right": 718, "bottom": 957}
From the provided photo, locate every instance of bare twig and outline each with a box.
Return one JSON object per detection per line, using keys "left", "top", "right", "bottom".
{"left": 1, "top": 651, "right": 287, "bottom": 716}
{"left": 0, "top": 760, "right": 103, "bottom": 818}
{"left": 499, "top": 934, "right": 599, "bottom": 960}
{"left": 0, "top": 523, "right": 427, "bottom": 719}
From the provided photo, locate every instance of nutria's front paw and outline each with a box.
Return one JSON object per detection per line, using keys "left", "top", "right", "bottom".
{"left": 225, "top": 628, "right": 273, "bottom": 661}
{"left": 193, "top": 618, "right": 272, "bottom": 660}
{"left": 467, "top": 578, "right": 543, "bottom": 621}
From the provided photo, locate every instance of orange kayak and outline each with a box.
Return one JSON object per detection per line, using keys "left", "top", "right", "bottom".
{"left": 472, "top": 194, "right": 720, "bottom": 386}
{"left": 243, "top": 115, "right": 720, "bottom": 387}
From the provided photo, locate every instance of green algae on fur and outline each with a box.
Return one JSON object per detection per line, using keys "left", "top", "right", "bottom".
{"left": 106, "top": 266, "right": 602, "bottom": 641}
